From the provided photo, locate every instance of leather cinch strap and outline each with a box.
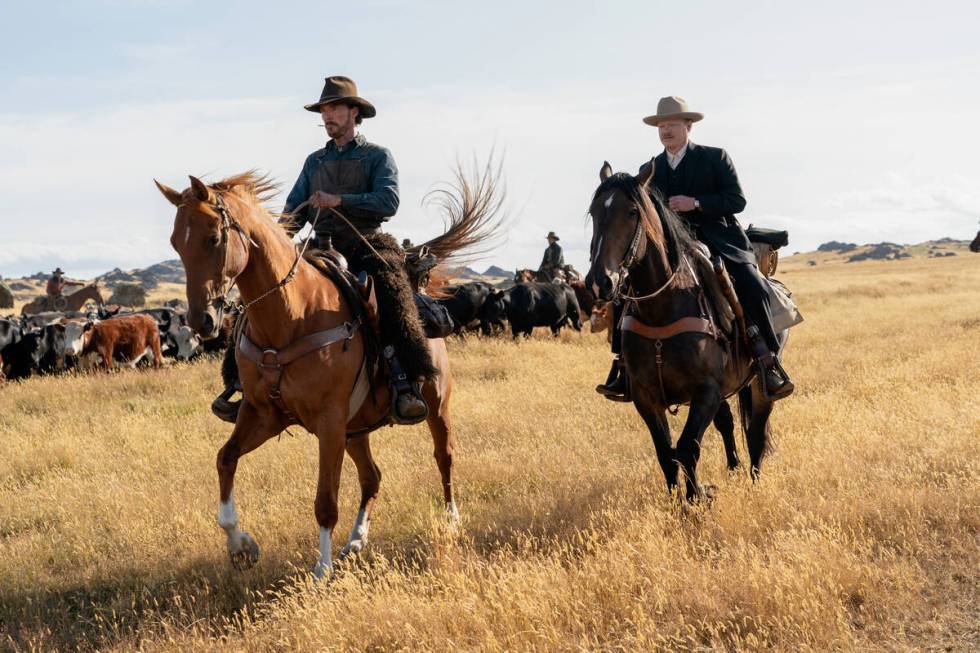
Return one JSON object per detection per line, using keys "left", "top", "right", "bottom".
{"left": 621, "top": 315, "right": 719, "bottom": 341}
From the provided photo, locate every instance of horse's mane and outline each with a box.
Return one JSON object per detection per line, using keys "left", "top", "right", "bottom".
{"left": 592, "top": 172, "right": 698, "bottom": 272}
{"left": 211, "top": 170, "right": 279, "bottom": 205}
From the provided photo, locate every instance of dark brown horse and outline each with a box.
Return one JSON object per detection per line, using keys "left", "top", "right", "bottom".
{"left": 970, "top": 229, "right": 980, "bottom": 253}
{"left": 587, "top": 162, "right": 786, "bottom": 500}
{"left": 156, "top": 168, "right": 500, "bottom": 578}
{"left": 21, "top": 283, "right": 104, "bottom": 315}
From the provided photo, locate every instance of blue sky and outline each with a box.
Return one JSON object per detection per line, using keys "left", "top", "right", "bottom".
{"left": 1, "top": 0, "right": 978, "bottom": 277}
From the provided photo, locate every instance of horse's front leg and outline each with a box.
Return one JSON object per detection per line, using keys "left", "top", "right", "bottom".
{"left": 313, "top": 415, "right": 347, "bottom": 579}
{"left": 676, "top": 384, "right": 723, "bottom": 502}
{"left": 631, "top": 387, "right": 678, "bottom": 493}
{"left": 216, "top": 402, "right": 284, "bottom": 570}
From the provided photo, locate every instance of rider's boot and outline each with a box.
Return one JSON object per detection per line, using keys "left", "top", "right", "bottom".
{"left": 383, "top": 345, "right": 428, "bottom": 424}
{"left": 595, "top": 356, "right": 631, "bottom": 402}
{"left": 746, "top": 325, "right": 794, "bottom": 400}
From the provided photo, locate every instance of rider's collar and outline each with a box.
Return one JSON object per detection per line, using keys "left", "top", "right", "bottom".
{"left": 327, "top": 132, "right": 366, "bottom": 154}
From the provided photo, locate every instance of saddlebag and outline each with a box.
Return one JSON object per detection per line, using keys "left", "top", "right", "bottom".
{"left": 414, "top": 293, "right": 455, "bottom": 339}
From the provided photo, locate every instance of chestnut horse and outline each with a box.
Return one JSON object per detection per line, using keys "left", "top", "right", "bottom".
{"left": 21, "top": 283, "right": 104, "bottom": 315}
{"left": 587, "top": 162, "right": 787, "bottom": 501}
{"left": 155, "top": 169, "right": 500, "bottom": 578}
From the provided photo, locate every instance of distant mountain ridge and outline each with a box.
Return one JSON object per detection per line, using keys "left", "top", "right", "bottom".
{"left": 792, "top": 238, "right": 970, "bottom": 264}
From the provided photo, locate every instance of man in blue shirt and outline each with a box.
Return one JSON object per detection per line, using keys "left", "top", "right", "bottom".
{"left": 284, "top": 76, "right": 432, "bottom": 422}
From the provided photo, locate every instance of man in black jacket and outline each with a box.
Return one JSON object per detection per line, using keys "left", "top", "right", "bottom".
{"left": 597, "top": 96, "right": 793, "bottom": 401}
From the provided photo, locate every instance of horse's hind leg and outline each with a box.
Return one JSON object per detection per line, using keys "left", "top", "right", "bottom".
{"left": 713, "top": 399, "right": 741, "bottom": 471}
{"left": 676, "top": 386, "right": 723, "bottom": 502}
{"left": 216, "top": 402, "right": 285, "bottom": 570}
{"left": 339, "top": 435, "right": 381, "bottom": 560}
{"left": 742, "top": 381, "right": 774, "bottom": 480}
{"left": 423, "top": 384, "right": 459, "bottom": 521}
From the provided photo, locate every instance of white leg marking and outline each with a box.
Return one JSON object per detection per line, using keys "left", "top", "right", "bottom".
{"left": 219, "top": 492, "right": 259, "bottom": 569}
{"left": 314, "top": 527, "right": 333, "bottom": 579}
{"left": 340, "top": 509, "right": 369, "bottom": 558}
{"left": 218, "top": 492, "right": 241, "bottom": 543}
{"left": 446, "top": 500, "right": 461, "bottom": 524}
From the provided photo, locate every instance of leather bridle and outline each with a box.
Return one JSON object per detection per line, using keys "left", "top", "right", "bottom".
{"left": 592, "top": 192, "right": 678, "bottom": 304}
{"left": 199, "top": 192, "right": 322, "bottom": 315}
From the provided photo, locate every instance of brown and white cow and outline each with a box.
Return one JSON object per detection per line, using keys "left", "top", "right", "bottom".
{"left": 80, "top": 314, "right": 162, "bottom": 370}
{"left": 589, "top": 301, "right": 614, "bottom": 343}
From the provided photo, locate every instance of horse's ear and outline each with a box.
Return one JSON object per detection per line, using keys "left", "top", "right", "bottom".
{"left": 636, "top": 158, "right": 656, "bottom": 188}
{"left": 189, "top": 175, "right": 210, "bottom": 202}
{"left": 154, "top": 180, "right": 182, "bottom": 207}
{"left": 600, "top": 161, "right": 613, "bottom": 181}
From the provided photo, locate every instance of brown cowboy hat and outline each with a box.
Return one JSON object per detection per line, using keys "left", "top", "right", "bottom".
{"left": 642, "top": 96, "right": 704, "bottom": 126}
{"left": 546, "top": 232, "right": 560, "bottom": 241}
{"left": 304, "top": 75, "right": 377, "bottom": 118}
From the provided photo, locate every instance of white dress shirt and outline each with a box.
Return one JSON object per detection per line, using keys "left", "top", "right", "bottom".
{"left": 666, "top": 143, "right": 688, "bottom": 170}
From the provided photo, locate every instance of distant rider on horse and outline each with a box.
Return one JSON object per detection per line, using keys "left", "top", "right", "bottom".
{"left": 281, "top": 76, "right": 432, "bottom": 422}
{"left": 596, "top": 96, "right": 794, "bottom": 401}
{"left": 539, "top": 231, "right": 565, "bottom": 281}
{"left": 46, "top": 267, "right": 66, "bottom": 302}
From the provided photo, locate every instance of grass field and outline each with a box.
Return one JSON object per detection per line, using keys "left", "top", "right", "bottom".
{"left": 1, "top": 254, "right": 978, "bottom": 652}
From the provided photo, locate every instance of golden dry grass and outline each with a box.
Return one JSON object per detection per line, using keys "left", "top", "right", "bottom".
{"left": 1, "top": 255, "right": 978, "bottom": 652}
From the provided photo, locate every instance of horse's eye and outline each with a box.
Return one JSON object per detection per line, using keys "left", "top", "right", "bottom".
{"left": 208, "top": 234, "right": 221, "bottom": 247}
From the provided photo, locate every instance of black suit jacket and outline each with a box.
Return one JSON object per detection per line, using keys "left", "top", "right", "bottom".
{"left": 642, "top": 143, "right": 754, "bottom": 264}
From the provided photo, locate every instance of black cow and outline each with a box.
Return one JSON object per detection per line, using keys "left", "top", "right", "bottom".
{"left": 487, "top": 282, "right": 582, "bottom": 338}
{"left": 437, "top": 282, "right": 495, "bottom": 336}
{"left": 3, "top": 323, "right": 66, "bottom": 379}
{"left": 1, "top": 318, "right": 23, "bottom": 378}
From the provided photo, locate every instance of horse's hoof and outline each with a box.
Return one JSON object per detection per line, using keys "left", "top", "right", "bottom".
{"left": 228, "top": 532, "right": 260, "bottom": 570}
{"left": 700, "top": 484, "right": 717, "bottom": 504}
{"left": 446, "top": 501, "right": 461, "bottom": 525}
{"left": 312, "top": 560, "right": 333, "bottom": 581}
{"left": 339, "top": 539, "right": 365, "bottom": 561}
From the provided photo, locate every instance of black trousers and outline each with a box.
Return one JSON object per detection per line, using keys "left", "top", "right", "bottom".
{"left": 611, "top": 259, "right": 779, "bottom": 355}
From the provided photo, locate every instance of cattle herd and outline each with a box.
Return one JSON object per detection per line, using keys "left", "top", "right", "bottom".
{"left": 435, "top": 276, "right": 596, "bottom": 338}
{"left": 0, "top": 275, "right": 600, "bottom": 383}
{"left": 0, "top": 302, "right": 234, "bottom": 381}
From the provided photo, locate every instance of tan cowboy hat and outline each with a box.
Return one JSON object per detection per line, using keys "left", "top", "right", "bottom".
{"left": 304, "top": 75, "right": 377, "bottom": 118}
{"left": 546, "top": 231, "right": 560, "bottom": 241}
{"left": 642, "top": 96, "right": 704, "bottom": 126}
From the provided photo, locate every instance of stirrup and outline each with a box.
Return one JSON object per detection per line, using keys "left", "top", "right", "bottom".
{"left": 383, "top": 345, "right": 429, "bottom": 425}
{"left": 756, "top": 357, "right": 794, "bottom": 401}
{"left": 595, "top": 359, "right": 631, "bottom": 402}
{"left": 211, "top": 387, "right": 241, "bottom": 423}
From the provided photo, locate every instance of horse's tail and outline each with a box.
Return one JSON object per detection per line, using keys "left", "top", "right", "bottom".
{"left": 411, "top": 156, "right": 507, "bottom": 289}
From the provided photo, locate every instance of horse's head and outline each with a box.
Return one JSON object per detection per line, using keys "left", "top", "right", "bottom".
{"left": 514, "top": 269, "right": 534, "bottom": 283}
{"left": 586, "top": 160, "right": 661, "bottom": 301}
{"left": 155, "top": 176, "right": 249, "bottom": 338}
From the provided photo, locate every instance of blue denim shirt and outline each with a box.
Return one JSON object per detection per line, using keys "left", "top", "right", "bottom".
{"left": 283, "top": 133, "right": 399, "bottom": 231}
